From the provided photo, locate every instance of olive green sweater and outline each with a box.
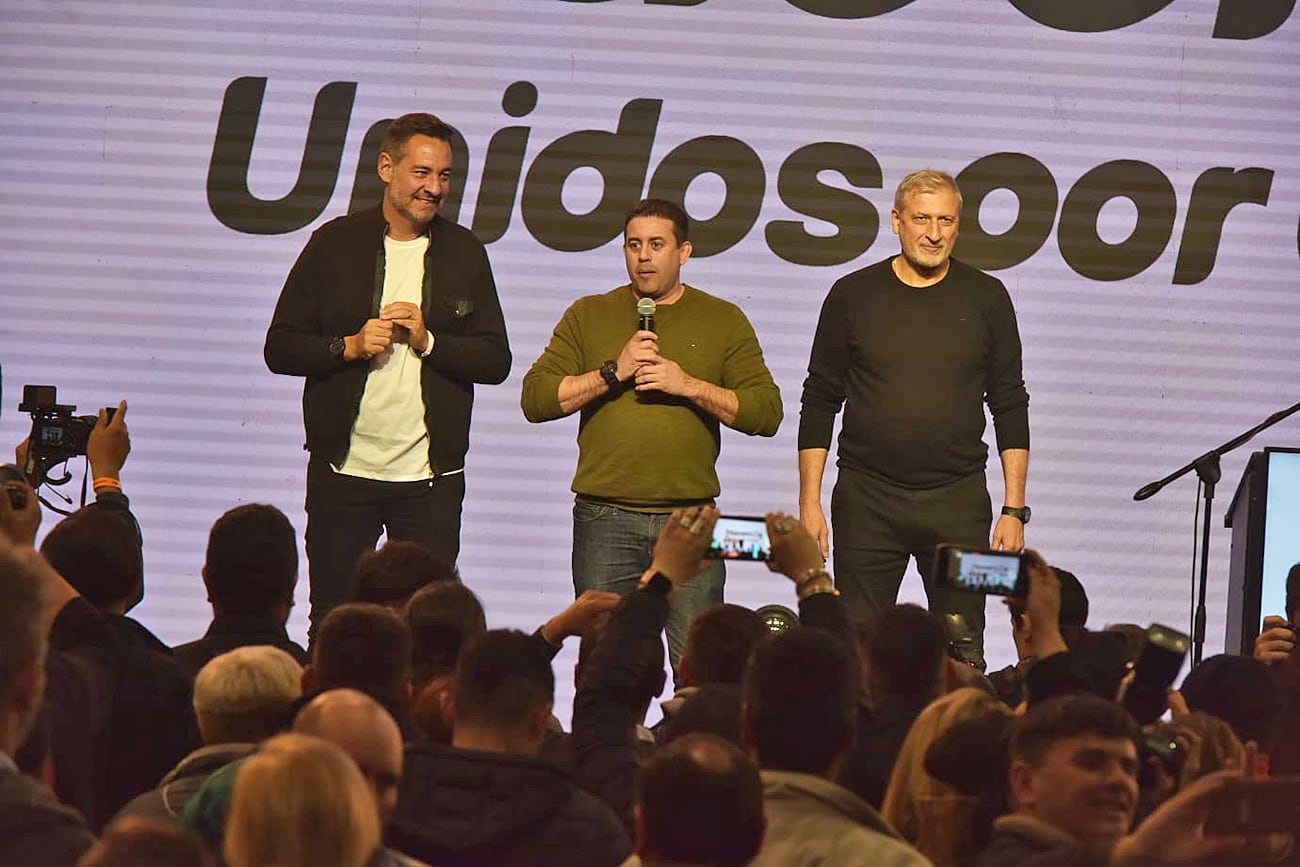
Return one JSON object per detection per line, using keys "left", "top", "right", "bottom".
{"left": 522, "top": 284, "right": 782, "bottom": 508}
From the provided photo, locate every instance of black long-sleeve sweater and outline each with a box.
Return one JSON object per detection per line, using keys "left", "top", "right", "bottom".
{"left": 799, "top": 256, "right": 1029, "bottom": 488}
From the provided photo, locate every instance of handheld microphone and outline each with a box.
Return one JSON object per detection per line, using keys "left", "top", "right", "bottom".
{"left": 637, "top": 297, "right": 656, "bottom": 333}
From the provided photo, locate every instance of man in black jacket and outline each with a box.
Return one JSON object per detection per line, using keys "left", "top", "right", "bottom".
{"left": 264, "top": 112, "right": 511, "bottom": 638}
{"left": 173, "top": 503, "right": 308, "bottom": 678}
{"left": 389, "top": 629, "right": 630, "bottom": 866}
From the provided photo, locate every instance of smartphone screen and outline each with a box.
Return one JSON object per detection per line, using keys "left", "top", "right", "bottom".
{"left": 935, "top": 545, "right": 1027, "bottom": 596}
{"left": 706, "top": 515, "right": 771, "bottom": 561}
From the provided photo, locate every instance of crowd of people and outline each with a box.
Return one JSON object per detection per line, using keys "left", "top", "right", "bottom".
{"left": 1, "top": 404, "right": 1298, "bottom": 867}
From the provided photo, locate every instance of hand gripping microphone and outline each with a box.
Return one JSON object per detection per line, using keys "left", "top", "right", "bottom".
{"left": 637, "top": 297, "right": 656, "bottom": 333}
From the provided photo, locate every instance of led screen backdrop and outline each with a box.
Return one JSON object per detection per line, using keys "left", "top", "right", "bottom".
{"left": 2, "top": 1, "right": 1298, "bottom": 712}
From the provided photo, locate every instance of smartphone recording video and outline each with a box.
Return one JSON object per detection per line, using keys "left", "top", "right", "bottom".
{"left": 933, "top": 544, "right": 1028, "bottom": 596}
{"left": 1205, "top": 778, "right": 1300, "bottom": 835}
{"left": 706, "top": 515, "right": 771, "bottom": 561}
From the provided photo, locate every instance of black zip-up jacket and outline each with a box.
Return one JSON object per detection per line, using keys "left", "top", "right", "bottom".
{"left": 264, "top": 206, "right": 511, "bottom": 471}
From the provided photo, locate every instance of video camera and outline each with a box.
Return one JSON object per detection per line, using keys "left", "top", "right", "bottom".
{"left": 17, "top": 385, "right": 113, "bottom": 487}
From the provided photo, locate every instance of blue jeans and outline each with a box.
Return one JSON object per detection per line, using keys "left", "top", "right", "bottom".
{"left": 571, "top": 500, "right": 725, "bottom": 676}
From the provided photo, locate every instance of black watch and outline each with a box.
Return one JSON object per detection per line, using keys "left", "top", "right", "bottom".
{"left": 599, "top": 360, "right": 620, "bottom": 389}
{"left": 1001, "top": 505, "right": 1031, "bottom": 525}
{"left": 328, "top": 336, "right": 347, "bottom": 361}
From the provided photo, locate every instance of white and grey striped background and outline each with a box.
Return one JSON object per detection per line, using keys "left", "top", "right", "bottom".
{"left": 2, "top": 0, "right": 1298, "bottom": 721}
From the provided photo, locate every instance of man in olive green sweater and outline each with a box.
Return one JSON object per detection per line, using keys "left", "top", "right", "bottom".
{"left": 522, "top": 199, "right": 782, "bottom": 672}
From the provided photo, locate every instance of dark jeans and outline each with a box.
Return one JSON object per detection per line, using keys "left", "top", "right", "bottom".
{"left": 571, "top": 499, "right": 725, "bottom": 676}
{"left": 830, "top": 467, "right": 991, "bottom": 666}
{"left": 305, "top": 458, "right": 464, "bottom": 640}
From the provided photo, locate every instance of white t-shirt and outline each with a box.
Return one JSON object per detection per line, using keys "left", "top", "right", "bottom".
{"left": 335, "top": 235, "right": 433, "bottom": 482}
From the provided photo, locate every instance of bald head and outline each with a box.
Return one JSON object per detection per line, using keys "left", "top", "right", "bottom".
{"left": 294, "top": 688, "right": 403, "bottom": 823}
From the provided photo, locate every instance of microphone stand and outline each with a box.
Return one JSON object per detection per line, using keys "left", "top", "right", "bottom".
{"left": 1133, "top": 399, "right": 1300, "bottom": 666}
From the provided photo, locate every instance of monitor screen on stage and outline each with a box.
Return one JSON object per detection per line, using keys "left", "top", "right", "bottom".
{"left": 1261, "top": 448, "right": 1300, "bottom": 628}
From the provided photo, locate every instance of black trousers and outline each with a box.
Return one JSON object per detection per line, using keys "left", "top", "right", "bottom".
{"left": 830, "top": 466, "right": 992, "bottom": 664}
{"left": 304, "top": 458, "right": 464, "bottom": 640}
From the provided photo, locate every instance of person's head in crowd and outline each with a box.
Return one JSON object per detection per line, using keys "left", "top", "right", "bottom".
{"left": 863, "top": 603, "right": 948, "bottom": 707}
{"left": 79, "top": 816, "right": 214, "bottom": 867}
{"left": 1104, "top": 624, "right": 1149, "bottom": 666}
{"left": 404, "top": 582, "right": 486, "bottom": 741}
{"left": 192, "top": 645, "right": 303, "bottom": 745}
{"left": 576, "top": 609, "right": 665, "bottom": 719}
{"left": 634, "top": 733, "right": 764, "bottom": 867}
{"left": 1178, "top": 653, "right": 1276, "bottom": 747}
{"left": 1028, "top": 628, "right": 1130, "bottom": 707}
{"left": 1009, "top": 693, "right": 1141, "bottom": 842}
{"left": 353, "top": 540, "right": 458, "bottom": 611}
{"left": 405, "top": 580, "right": 486, "bottom": 688}
{"left": 678, "top": 604, "right": 768, "bottom": 689}
{"left": 224, "top": 733, "right": 381, "bottom": 867}
{"left": 40, "top": 506, "right": 143, "bottom": 615}
{"left": 293, "top": 689, "right": 404, "bottom": 826}
{"left": 659, "top": 684, "right": 745, "bottom": 749}
{"left": 1170, "top": 711, "right": 1245, "bottom": 778}
{"left": 0, "top": 547, "right": 47, "bottom": 758}
{"left": 1009, "top": 566, "right": 1089, "bottom": 658}
{"left": 923, "top": 704, "right": 1016, "bottom": 834}
{"left": 203, "top": 504, "right": 298, "bottom": 623}
{"left": 305, "top": 603, "right": 412, "bottom": 707}
{"left": 451, "top": 629, "right": 554, "bottom": 757}
{"left": 742, "top": 627, "right": 856, "bottom": 777}
{"left": 883, "top": 687, "right": 1010, "bottom": 865}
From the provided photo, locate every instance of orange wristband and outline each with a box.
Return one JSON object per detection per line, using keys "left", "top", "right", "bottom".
{"left": 93, "top": 477, "right": 122, "bottom": 490}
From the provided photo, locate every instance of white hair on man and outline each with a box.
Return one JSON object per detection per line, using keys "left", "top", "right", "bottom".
{"left": 193, "top": 645, "right": 303, "bottom": 745}
{"left": 894, "top": 168, "right": 963, "bottom": 214}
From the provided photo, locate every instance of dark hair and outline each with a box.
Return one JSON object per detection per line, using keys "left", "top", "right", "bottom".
{"left": 624, "top": 198, "right": 690, "bottom": 245}
{"left": 1287, "top": 562, "right": 1300, "bottom": 623}
{"left": 864, "top": 603, "right": 948, "bottom": 703}
{"left": 453, "top": 630, "right": 554, "bottom": 730}
{"left": 314, "top": 603, "right": 412, "bottom": 701}
{"left": 204, "top": 504, "right": 297, "bottom": 616}
{"left": 379, "top": 113, "right": 458, "bottom": 162}
{"left": 660, "top": 684, "right": 744, "bottom": 749}
{"left": 354, "top": 540, "right": 457, "bottom": 609}
{"left": 1103, "top": 624, "right": 1148, "bottom": 666}
{"left": 637, "top": 733, "right": 764, "bottom": 867}
{"left": 81, "top": 816, "right": 215, "bottom": 867}
{"left": 683, "top": 604, "right": 768, "bottom": 687}
{"left": 1179, "top": 654, "right": 1276, "bottom": 747}
{"left": 1011, "top": 694, "right": 1139, "bottom": 767}
{"left": 0, "top": 548, "right": 46, "bottom": 706}
{"left": 404, "top": 581, "right": 486, "bottom": 687}
{"left": 1054, "top": 567, "right": 1090, "bottom": 628}
{"left": 742, "top": 627, "right": 856, "bottom": 774}
{"left": 40, "top": 505, "right": 143, "bottom": 609}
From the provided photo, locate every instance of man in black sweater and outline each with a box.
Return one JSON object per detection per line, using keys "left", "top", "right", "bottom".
{"left": 798, "top": 168, "right": 1030, "bottom": 666}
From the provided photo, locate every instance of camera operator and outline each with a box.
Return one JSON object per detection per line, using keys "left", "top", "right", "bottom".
{"left": 15, "top": 401, "right": 200, "bottom": 828}
{"left": 13, "top": 399, "right": 131, "bottom": 517}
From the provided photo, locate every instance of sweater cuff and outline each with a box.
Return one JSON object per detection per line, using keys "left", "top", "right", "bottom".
{"left": 992, "top": 405, "right": 1030, "bottom": 453}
